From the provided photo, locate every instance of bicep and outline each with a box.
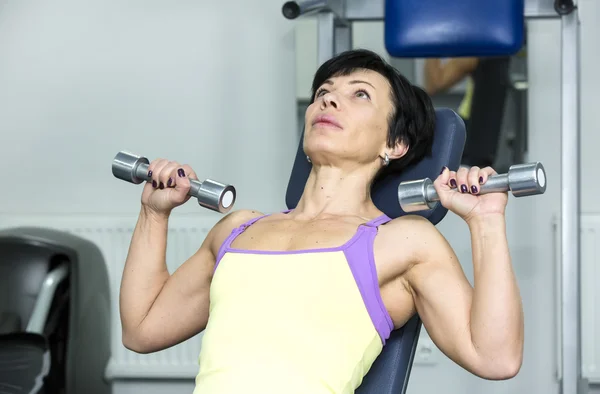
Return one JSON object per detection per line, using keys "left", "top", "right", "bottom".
{"left": 136, "top": 241, "right": 215, "bottom": 353}
{"left": 404, "top": 226, "right": 483, "bottom": 374}
{"left": 135, "top": 209, "right": 261, "bottom": 353}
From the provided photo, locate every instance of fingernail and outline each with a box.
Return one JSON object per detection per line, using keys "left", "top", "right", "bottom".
{"left": 450, "top": 179, "right": 457, "bottom": 188}
{"left": 471, "top": 185, "right": 478, "bottom": 194}
{"left": 148, "top": 170, "right": 153, "bottom": 177}
{"left": 152, "top": 180, "right": 157, "bottom": 188}
{"left": 440, "top": 166, "right": 446, "bottom": 174}
{"left": 159, "top": 182, "right": 164, "bottom": 190}
{"left": 479, "top": 176, "right": 483, "bottom": 184}
{"left": 177, "top": 168, "right": 185, "bottom": 177}
{"left": 460, "top": 184, "right": 468, "bottom": 193}
{"left": 167, "top": 178, "right": 172, "bottom": 187}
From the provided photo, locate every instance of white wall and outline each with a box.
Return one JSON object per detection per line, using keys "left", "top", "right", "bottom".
{"left": 0, "top": 0, "right": 298, "bottom": 217}
{"left": 1, "top": 0, "right": 599, "bottom": 393}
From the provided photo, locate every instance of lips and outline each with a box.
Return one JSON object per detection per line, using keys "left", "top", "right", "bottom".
{"left": 312, "top": 114, "right": 342, "bottom": 129}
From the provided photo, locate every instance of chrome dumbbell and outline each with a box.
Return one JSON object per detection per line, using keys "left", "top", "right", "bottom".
{"left": 398, "top": 162, "right": 547, "bottom": 212}
{"left": 112, "top": 151, "right": 236, "bottom": 214}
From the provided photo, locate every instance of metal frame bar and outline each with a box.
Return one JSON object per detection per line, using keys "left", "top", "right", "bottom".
{"left": 559, "top": 5, "right": 584, "bottom": 394}
{"left": 284, "top": 0, "right": 583, "bottom": 393}
{"left": 26, "top": 263, "right": 69, "bottom": 334}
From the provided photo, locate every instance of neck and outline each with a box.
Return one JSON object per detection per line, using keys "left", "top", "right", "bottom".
{"left": 292, "top": 164, "right": 381, "bottom": 220}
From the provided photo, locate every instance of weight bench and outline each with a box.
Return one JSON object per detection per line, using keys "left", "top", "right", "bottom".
{"left": 286, "top": 107, "right": 466, "bottom": 393}
{"left": 0, "top": 227, "right": 112, "bottom": 394}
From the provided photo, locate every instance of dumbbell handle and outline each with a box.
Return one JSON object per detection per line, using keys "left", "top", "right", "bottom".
{"left": 424, "top": 172, "right": 511, "bottom": 201}
{"left": 132, "top": 160, "right": 208, "bottom": 199}
{"left": 398, "top": 162, "right": 547, "bottom": 212}
{"left": 112, "top": 151, "right": 236, "bottom": 214}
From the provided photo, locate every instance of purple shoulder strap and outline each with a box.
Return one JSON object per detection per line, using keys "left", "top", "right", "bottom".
{"left": 342, "top": 213, "right": 395, "bottom": 344}
{"left": 363, "top": 214, "right": 393, "bottom": 228}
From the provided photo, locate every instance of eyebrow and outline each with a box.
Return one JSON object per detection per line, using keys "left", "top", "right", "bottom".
{"left": 323, "top": 79, "right": 376, "bottom": 90}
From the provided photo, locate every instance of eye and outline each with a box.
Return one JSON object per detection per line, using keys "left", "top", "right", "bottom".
{"left": 355, "top": 89, "right": 371, "bottom": 100}
{"left": 315, "top": 88, "right": 327, "bottom": 98}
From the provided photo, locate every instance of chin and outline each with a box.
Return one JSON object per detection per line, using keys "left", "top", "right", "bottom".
{"left": 303, "top": 137, "right": 340, "bottom": 158}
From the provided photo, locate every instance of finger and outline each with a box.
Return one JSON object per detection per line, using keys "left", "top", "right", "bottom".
{"left": 178, "top": 164, "right": 198, "bottom": 182}
{"left": 158, "top": 161, "right": 181, "bottom": 189}
{"left": 154, "top": 161, "right": 179, "bottom": 190}
{"left": 478, "top": 166, "right": 497, "bottom": 186}
{"left": 467, "top": 166, "right": 481, "bottom": 194}
{"left": 148, "top": 159, "right": 169, "bottom": 189}
{"left": 435, "top": 166, "right": 451, "bottom": 187}
{"left": 456, "top": 166, "right": 470, "bottom": 193}
{"left": 168, "top": 164, "right": 196, "bottom": 191}
{"left": 448, "top": 170, "right": 458, "bottom": 189}
{"left": 432, "top": 167, "right": 457, "bottom": 208}
{"left": 170, "top": 164, "right": 199, "bottom": 204}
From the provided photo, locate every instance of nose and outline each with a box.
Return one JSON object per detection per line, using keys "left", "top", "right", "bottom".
{"left": 321, "top": 92, "right": 339, "bottom": 109}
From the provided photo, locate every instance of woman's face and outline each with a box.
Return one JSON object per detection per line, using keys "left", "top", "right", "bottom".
{"left": 303, "top": 69, "right": 397, "bottom": 168}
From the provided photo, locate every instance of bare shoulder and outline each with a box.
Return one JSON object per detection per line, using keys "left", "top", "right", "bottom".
{"left": 206, "top": 209, "right": 265, "bottom": 253}
{"left": 375, "top": 215, "right": 455, "bottom": 275}
{"left": 378, "top": 214, "right": 441, "bottom": 250}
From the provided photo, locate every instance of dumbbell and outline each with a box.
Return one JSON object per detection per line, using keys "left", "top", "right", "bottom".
{"left": 112, "top": 151, "right": 236, "bottom": 214}
{"left": 398, "top": 162, "right": 547, "bottom": 212}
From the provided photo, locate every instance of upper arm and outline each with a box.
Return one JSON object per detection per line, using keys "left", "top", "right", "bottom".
{"left": 425, "top": 57, "right": 479, "bottom": 95}
{"left": 135, "top": 209, "right": 263, "bottom": 353}
{"left": 401, "top": 217, "right": 484, "bottom": 375}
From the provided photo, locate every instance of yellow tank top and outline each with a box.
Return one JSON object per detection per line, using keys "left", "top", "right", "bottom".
{"left": 194, "top": 210, "right": 394, "bottom": 394}
{"left": 458, "top": 76, "right": 474, "bottom": 120}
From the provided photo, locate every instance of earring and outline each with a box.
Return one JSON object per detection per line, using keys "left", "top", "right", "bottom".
{"left": 306, "top": 155, "right": 311, "bottom": 163}
{"left": 381, "top": 153, "right": 390, "bottom": 167}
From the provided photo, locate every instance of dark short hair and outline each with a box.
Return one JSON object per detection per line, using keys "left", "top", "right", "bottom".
{"left": 308, "top": 49, "right": 435, "bottom": 184}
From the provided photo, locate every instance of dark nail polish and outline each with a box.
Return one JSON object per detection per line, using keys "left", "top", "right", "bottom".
{"left": 159, "top": 182, "right": 164, "bottom": 189}
{"left": 441, "top": 166, "right": 446, "bottom": 174}
{"left": 152, "top": 180, "right": 157, "bottom": 188}
{"left": 479, "top": 176, "right": 484, "bottom": 184}
{"left": 450, "top": 179, "right": 457, "bottom": 188}
{"left": 460, "top": 184, "right": 468, "bottom": 193}
{"left": 471, "top": 185, "right": 478, "bottom": 194}
{"left": 167, "top": 178, "right": 172, "bottom": 187}
{"left": 177, "top": 168, "right": 185, "bottom": 177}
{"left": 147, "top": 170, "right": 153, "bottom": 177}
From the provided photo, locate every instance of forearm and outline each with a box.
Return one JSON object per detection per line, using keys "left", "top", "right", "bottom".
{"left": 467, "top": 214, "right": 524, "bottom": 368}
{"left": 423, "top": 59, "right": 442, "bottom": 94}
{"left": 119, "top": 207, "right": 171, "bottom": 339}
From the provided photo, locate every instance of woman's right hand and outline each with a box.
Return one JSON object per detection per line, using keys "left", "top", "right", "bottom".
{"left": 141, "top": 158, "right": 199, "bottom": 217}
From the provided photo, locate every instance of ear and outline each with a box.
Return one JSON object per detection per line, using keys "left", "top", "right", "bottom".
{"left": 387, "top": 140, "right": 409, "bottom": 160}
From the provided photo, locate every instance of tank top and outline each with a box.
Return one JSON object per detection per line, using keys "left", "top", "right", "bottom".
{"left": 458, "top": 76, "right": 474, "bottom": 120}
{"left": 193, "top": 210, "right": 395, "bottom": 394}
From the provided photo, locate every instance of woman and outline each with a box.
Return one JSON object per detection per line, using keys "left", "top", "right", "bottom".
{"left": 119, "top": 49, "right": 524, "bottom": 393}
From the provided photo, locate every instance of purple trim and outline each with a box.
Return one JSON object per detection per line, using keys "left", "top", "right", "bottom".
{"left": 343, "top": 226, "right": 394, "bottom": 344}
{"left": 213, "top": 227, "right": 243, "bottom": 273}
{"left": 364, "top": 214, "right": 392, "bottom": 227}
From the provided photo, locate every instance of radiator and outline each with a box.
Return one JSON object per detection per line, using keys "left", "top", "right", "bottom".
{"left": 0, "top": 213, "right": 220, "bottom": 380}
{"left": 553, "top": 214, "right": 600, "bottom": 383}
{"left": 581, "top": 215, "right": 600, "bottom": 382}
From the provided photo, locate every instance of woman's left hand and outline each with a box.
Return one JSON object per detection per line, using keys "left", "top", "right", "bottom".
{"left": 434, "top": 166, "right": 509, "bottom": 223}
